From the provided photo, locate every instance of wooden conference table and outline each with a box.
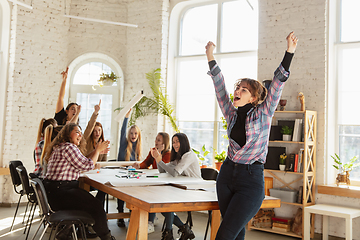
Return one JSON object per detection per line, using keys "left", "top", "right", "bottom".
{"left": 79, "top": 168, "right": 280, "bottom": 240}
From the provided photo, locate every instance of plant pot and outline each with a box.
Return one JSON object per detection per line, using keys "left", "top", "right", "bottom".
{"left": 200, "top": 164, "right": 207, "bottom": 169}
{"left": 99, "top": 79, "right": 115, "bottom": 86}
{"left": 282, "top": 134, "right": 291, "bottom": 141}
{"left": 336, "top": 171, "right": 350, "bottom": 187}
{"left": 279, "top": 164, "right": 286, "bottom": 171}
{"left": 215, "top": 162, "right": 223, "bottom": 171}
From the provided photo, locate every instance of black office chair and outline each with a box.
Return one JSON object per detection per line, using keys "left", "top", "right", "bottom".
{"left": 16, "top": 165, "right": 37, "bottom": 240}
{"left": 30, "top": 178, "right": 95, "bottom": 240}
{"left": 201, "top": 168, "right": 218, "bottom": 240}
{"left": 9, "top": 160, "right": 27, "bottom": 231}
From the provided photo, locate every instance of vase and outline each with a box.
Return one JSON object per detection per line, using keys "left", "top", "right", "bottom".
{"left": 279, "top": 99, "right": 287, "bottom": 111}
{"left": 282, "top": 134, "right": 291, "bottom": 141}
{"left": 100, "top": 79, "right": 115, "bottom": 86}
{"left": 279, "top": 165, "right": 286, "bottom": 171}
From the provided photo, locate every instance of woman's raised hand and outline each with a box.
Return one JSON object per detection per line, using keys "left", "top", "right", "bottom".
{"left": 286, "top": 31, "right": 298, "bottom": 53}
{"left": 61, "top": 67, "right": 69, "bottom": 81}
{"left": 94, "top": 99, "right": 101, "bottom": 114}
{"left": 125, "top": 108, "right": 131, "bottom": 118}
{"left": 205, "top": 41, "right": 216, "bottom": 61}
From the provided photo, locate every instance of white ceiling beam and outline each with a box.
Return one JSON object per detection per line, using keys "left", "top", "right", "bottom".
{"left": 64, "top": 15, "right": 138, "bottom": 28}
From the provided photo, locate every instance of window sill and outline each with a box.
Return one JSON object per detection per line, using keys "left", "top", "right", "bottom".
{"left": 318, "top": 185, "right": 360, "bottom": 199}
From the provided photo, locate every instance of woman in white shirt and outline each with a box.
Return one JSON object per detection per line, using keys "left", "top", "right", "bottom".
{"left": 154, "top": 133, "right": 201, "bottom": 240}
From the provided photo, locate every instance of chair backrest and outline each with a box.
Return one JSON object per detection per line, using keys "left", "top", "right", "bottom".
{"left": 201, "top": 168, "right": 219, "bottom": 181}
{"left": 30, "top": 178, "right": 50, "bottom": 217}
{"left": 16, "top": 165, "right": 34, "bottom": 200}
{"left": 9, "top": 160, "right": 23, "bottom": 187}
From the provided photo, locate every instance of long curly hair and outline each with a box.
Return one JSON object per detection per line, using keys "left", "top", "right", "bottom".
{"left": 44, "top": 123, "right": 86, "bottom": 162}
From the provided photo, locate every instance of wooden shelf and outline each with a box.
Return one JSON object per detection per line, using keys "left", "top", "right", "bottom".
{"left": 281, "top": 201, "right": 303, "bottom": 206}
{"left": 269, "top": 140, "right": 304, "bottom": 144}
{"left": 274, "top": 111, "right": 305, "bottom": 114}
{"left": 265, "top": 169, "right": 303, "bottom": 175}
{"left": 249, "top": 226, "right": 302, "bottom": 238}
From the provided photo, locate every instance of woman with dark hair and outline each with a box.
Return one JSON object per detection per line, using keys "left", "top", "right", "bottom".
{"left": 42, "top": 123, "right": 115, "bottom": 240}
{"left": 205, "top": 32, "right": 298, "bottom": 240}
{"left": 54, "top": 67, "right": 79, "bottom": 125}
{"left": 155, "top": 132, "right": 201, "bottom": 240}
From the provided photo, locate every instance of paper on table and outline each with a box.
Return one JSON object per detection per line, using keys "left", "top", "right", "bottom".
{"left": 114, "top": 90, "right": 144, "bottom": 122}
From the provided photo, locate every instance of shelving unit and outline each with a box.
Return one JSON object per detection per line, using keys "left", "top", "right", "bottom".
{"left": 248, "top": 110, "right": 317, "bottom": 239}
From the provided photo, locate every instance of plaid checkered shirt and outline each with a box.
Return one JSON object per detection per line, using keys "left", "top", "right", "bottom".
{"left": 208, "top": 63, "right": 289, "bottom": 164}
{"left": 45, "top": 142, "right": 94, "bottom": 181}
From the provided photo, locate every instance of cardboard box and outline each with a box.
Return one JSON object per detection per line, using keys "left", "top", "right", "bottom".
{"left": 269, "top": 188, "right": 297, "bottom": 203}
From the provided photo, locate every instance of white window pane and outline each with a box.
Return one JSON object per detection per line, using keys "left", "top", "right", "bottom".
{"left": 219, "top": 54, "right": 258, "bottom": 93}
{"left": 341, "top": 0, "right": 360, "bottom": 42}
{"left": 221, "top": 0, "right": 259, "bottom": 52}
{"left": 338, "top": 48, "right": 360, "bottom": 125}
{"left": 339, "top": 126, "right": 360, "bottom": 180}
{"left": 73, "top": 62, "right": 117, "bottom": 86}
{"left": 76, "top": 93, "right": 112, "bottom": 142}
{"left": 180, "top": 4, "right": 218, "bottom": 56}
{"left": 177, "top": 59, "right": 215, "bottom": 121}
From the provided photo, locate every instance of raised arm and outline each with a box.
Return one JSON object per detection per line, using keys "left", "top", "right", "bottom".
{"left": 83, "top": 100, "right": 101, "bottom": 141}
{"left": 56, "top": 67, "right": 69, "bottom": 114}
{"left": 86, "top": 140, "right": 110, "bottom": 164}
{"left": 69, "top": 105, "right": 81, "bottom": 124}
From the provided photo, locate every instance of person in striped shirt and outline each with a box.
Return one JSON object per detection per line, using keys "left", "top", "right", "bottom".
{"left": 43, "top": 123, "right": 115, "bottom": 240}
{"left": 205, "top": 32, "right": 298, "bottom": 240}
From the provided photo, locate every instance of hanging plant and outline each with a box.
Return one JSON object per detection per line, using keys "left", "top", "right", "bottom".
{"left": 98, "top": 72, "right": 119, "bottom": 87}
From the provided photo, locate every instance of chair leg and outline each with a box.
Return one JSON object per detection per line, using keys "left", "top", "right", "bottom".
{"left": 38, "top": 222, "right": 49, "bottom": 240}
{"left": 106, "top": 194, "right": 109, "bottom": 213}
{"left": 31, "top": 216, "right": 45, "bottom": 240}
{"left": 25, "top": 203, "right": 37, "bottom": 240}
{"left": 204, "top": 210, "right": 212, "bottom": 240}
{"left": 71, "top": 224, "right": 78, "bottom": 240}
{"left": 79, "top": 222, "right": 88, "bottom": 240}
{"left": 10, "top": 194, "right": 23, "bottom": 231}
{"left": 24, "top": 202, "right": 35, "bottom": 234}
{"left": 23, "top": 201, "right": 30, "bottom": 224}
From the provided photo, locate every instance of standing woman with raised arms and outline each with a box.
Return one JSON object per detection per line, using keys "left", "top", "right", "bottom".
{"left": 205, "top": 32, "right": 298, "bottom": 240}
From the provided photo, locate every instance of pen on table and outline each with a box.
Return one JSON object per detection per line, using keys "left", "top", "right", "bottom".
{"left": 146, "top": 176, "right": 159, "bottom": 178}
{"left": 115, "top": 175, "right": 128, "bottom": 178}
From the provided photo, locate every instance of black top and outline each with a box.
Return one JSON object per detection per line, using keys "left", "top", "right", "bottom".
{"left": 230, "top": 103, "right": 253, "bottom": 147}
{"left": 54, "top": 108, "right": 67, "bottom": 125}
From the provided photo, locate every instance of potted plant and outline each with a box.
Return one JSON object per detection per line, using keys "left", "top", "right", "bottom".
{"left": 331, "top": 153, "right": 359, "bottom": 186}
{"left": 98, "top": 71, "right": 119, "bottom": 87}
{"left": 279, "top": 153, "right": 287, "bottom": 171}
{"left": 193, "top": 145, "right": 210, "bottom": 168}
{"left": 214, "top": 150, "right": 226, "bottom": 171}
{"left": 281, "top": 125, "right": 292, "bottom": 141}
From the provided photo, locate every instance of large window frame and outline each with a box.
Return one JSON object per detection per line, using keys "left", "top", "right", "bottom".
{"left": 331, "top": 0, "right": 360, "bottom": 185}
{"left": 168, "top": 0, "right": 258, "bottom": 166}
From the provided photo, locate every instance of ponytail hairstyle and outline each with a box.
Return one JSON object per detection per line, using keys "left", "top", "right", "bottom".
{"left": 158, "top": 132, "right": 170, "bottom": 156}
{"left": 40, "top": 125, "right": 53, "bottom": 165}
{"left": 44, "top": 123, "right": 86, "bottom": 162}
{"left": 170, "top": 133, "right": 191, "bottom": 161}
{"left": 234, "top": 78, "right": 267, "bottom": 106}
{"left": 35, "top": 118, "right": 57, "bottom": 147}
{"left": 125, "top": 125, "right": 142, "bottom": 161}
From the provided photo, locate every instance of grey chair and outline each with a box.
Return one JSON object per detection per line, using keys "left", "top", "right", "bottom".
{"left": 30, "top": 178, "right": 95, "bottom": 240}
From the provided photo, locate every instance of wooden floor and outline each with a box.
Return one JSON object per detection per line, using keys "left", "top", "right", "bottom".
{"left": 0, "top": 199, "right": 342, "bottom": 240}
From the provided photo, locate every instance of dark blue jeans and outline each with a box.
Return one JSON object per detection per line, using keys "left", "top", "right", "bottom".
{"left": 161, "top": 212, "right": 184, "bottom": 230}
{"left": 215, "top": 158, "right": 265, "bottom": 240}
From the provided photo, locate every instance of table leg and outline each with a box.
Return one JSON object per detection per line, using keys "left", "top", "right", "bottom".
{"left": 323, "top": 215, "right": 328, "bottom": 240}
{"left": 304, "top": 209, "right": 310, "bottom": 240}
{"left": 210, "top": 210, "right": 220, "bottom": 240}
{"left": 345, "top": 217, "right": 352, "bottom": 240}
{"left": 126, "top": 208, "right": 148, "bottom": 240}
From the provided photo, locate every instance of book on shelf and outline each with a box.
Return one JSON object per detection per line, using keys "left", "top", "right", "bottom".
{"left": 272, "top": 226, "right": 290, "bottom": 232}
{"left": 294, "top": 154, "right": 299, "bottom": 172}
{"left": 286, "top": 154, "right": 295, "bottom": 172}
{"left": 292, "top": 118, "right": 303, "bottom": 142}
{"left": 297, "top": 149, "right": 304, "bottom": 173}
{"left": 271, "top": 217, "right": 292, "bottom": 224}
{"left": 272, "top": 222, "right": 290, "bottom": 228}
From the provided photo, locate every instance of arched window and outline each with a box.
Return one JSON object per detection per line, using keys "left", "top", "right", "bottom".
{"left": 68, "top": 53, "right": 124, "bottom": 159}
{"left": 168, "top": 0, "right": 258, "bottom": 166}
